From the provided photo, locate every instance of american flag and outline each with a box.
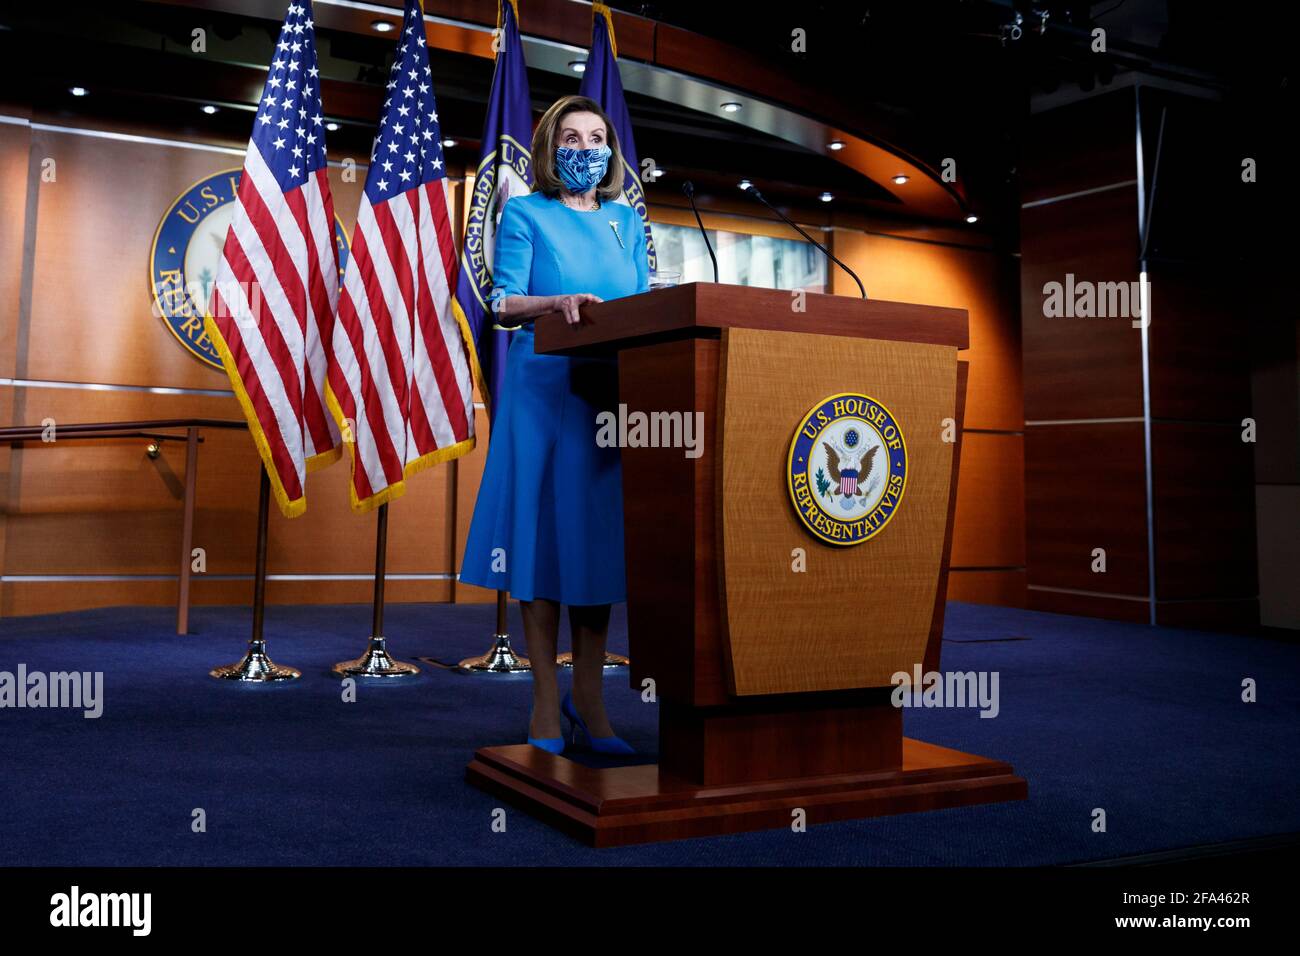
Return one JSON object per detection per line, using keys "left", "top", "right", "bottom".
{"left": 204, "top": 0, "right": 341, "bottom": 519}
{"left": 325, "top": 0, "right": 476, "bottom": 512}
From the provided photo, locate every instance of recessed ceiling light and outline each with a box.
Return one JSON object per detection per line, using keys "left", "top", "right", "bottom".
{"left": 441, "top": 137, "right": 457, "bottom": 148}
{"left": 828, "top": 140, "right": 845, "bottom": 151}
{"left": 892, "top": 174, "right": 909, "bottom": 185}
{"left": 966, "top": 214, "right": 979, "bottom": 224}
{"left": 720, "top": 101, "right": 743, "bottom": 113}
{"left": 651, "top": 167, "right": 666, "bottom": 179}
{"left": 69, "top": 86, "right": 88, "bottom": 97}
{"left": 325, "top": 122, "right": 340, "bottom": 132}
{"left": 201, "top": 104, "right": 219, "bottom": 115}
{"left": 820, "top": 191, "right": 834, "bottom": 202}
{"left": 371, "top": 19, "right": 396, "bottom": 33}
{"left": 569, "top": 60, "right": 587, "bottom": 73}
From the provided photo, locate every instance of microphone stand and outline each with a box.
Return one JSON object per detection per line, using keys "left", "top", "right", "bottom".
{"left": 681, "top": 181, "right": 719, "bottom": 283}
{"left": 740, "top": 184, "right": 867, "bottom": 299}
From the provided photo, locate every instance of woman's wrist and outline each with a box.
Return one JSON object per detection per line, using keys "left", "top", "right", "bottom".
{"left": 494, "top": 294, "right": 565, "bottom": 323}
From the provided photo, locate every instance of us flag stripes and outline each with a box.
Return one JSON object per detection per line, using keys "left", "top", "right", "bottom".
{"left": 324, "top": 0, "right": 476, "bottom": 512}
{"left": 204, "top": 0, "right": 341, "bottom": 519}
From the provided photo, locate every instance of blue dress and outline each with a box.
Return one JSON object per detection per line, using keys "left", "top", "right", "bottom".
{"left": 459, "top": 191, "right": 650, "bottom": 605}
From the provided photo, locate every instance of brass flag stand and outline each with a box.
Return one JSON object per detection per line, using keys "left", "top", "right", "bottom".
{"left": 332, "top": 503, "right": 420, "bottom": 678}
{"left": 210, "top": 468, "right": 300, "bottom": 681}
{"left": 457, "top": 590, "right": 530, "bottom": 673}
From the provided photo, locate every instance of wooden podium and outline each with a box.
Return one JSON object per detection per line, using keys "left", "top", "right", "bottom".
{"left": 465, "top": 283, "right": 1026, "bottom": 846}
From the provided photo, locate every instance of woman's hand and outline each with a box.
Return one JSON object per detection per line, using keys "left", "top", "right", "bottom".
{"left": 553, "top": 292, "right": 603, "bottom": 326}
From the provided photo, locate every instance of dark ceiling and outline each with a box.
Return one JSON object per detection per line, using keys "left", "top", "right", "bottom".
{"left": 0, "top": 0, "right": 1293, "bottom": 250}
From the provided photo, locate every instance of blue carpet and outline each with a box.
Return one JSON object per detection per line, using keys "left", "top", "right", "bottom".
{"left": 0, "top": 600, "right": 1296, "bottom": 865}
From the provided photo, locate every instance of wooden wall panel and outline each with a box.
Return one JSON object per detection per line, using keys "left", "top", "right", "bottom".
{"left": 1020, "top": 91, "right": 1137, "bottom": 204}
{"left": 20, "top": 128, "right": 364, "bottom": 390}
{"left": 451, "top": 404, "right": 494, "bottom": 604}
{"left": 0, "top": 120, "right": 457, "bottom": 617}
{"left": 0, "top": 120, "right": 33, "bottom": 577}
{"left": 1020, "top": 184, "right": 1144, "bottom": 422}
{"left": 831, "top": 230, "right": 1021, "bottom": 430}
{"left": 1255, "top": 484, "right": 1300, "bottom": 629}
{"left": 2, "top": 115, "right": 1024, "bottom": 619}
{"left": 1027, "top": 587, "right": 1149, "bottom": 624}
{"left": 0, "top": 122, "right": 30, "bottom": 375}
{"left": 0, "top": 387, "right": 457, "bottom": 616}
{"left": 1148, "top": 260, "right": 1252, "bottom": 423}
{"left": 2, "top": 383, "right": 454, "bottom": 574}
{"left": 950, "top": 432, "right": 1024, "bottom": 569}
{"left": 6, "top": 577, "right": 452, "bottom": 619}
{"left": 1025, "top": 422, "right": 1148, "bottom": 596}
{"left": 1154, "top": 599, "right": 1258, "bottom": 633}
{"left": 1018, "top": 88, "right": 1274, "bottom": 629}
{"left": 1151, "top": 422, "right": 1257, "bottom": 600}
{"left": 830, "top": 225, "right": 1025, "bottom": 611}
{"left": 947, "top": 569, "right": 1026, "bottom": 607}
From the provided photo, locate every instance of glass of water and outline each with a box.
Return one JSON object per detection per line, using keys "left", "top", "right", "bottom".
{"left": 648, "top": 271, "right": 681, "bottom": 289}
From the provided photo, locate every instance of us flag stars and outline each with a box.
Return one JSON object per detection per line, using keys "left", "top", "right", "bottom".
{"left": 365, "top": 4, "right": 447, "bottom": 204}
{"left": 250, "top": 1, "right": 328, "bottom": 192}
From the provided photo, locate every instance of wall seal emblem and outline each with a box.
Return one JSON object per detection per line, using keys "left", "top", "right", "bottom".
{"left": 150, "top": 167, "right": 349, "bottom": 369}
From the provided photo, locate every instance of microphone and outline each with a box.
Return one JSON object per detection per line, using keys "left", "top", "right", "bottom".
{"left": 739, "top": 182, "right": 867, "bottom": 299}
{"left": 681, "top": 180, "right": 719, "bottom": 283}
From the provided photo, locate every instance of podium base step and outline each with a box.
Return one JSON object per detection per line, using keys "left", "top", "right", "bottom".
{"left": 466, "top": 738, "right": 1027, "bottom": 848}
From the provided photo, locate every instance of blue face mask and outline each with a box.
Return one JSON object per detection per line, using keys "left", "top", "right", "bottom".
{"left": 555, "top": 144, "right": 612, "bottom": 194}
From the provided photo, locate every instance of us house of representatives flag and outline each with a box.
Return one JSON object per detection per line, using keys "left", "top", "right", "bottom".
{"left": 204, "top": 0, "right": 342, "bottom": 519}
{"left": 579, "top": 2, "right": 656, "bottom": 272}
{"left": 324, "top": 0, "right": 476, "bottom": 512}
{"left": 454, "top": 0, "right": 533, "bottom": 422}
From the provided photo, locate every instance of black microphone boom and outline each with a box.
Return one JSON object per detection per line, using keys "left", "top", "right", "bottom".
{"left": 740, "top": 184, "right": 867, "bottom": 299}
{"left": 681, "top": 180, "right": 719, "bottom": 283}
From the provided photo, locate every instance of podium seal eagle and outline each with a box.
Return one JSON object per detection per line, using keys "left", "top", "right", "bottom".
{"left": 786, "top": 392, "right": 909, "bottom": 546}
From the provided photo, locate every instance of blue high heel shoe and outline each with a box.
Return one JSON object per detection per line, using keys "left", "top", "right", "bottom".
{"left": 527, "top": 735, "right": 565, "bottom": 755}
{"left": 561, "top": 690, "right": 635, "bottom": 755}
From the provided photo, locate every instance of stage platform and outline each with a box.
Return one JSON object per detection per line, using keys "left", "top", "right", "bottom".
{"left": 0, "top": 600, "right": 1296, "bottom": 865}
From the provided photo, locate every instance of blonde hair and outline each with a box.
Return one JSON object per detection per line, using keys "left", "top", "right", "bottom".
{"left": 531, "top": 94, "right": 624, "bottom": 202}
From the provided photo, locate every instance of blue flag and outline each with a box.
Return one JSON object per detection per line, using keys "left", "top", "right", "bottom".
{"left": 454, "top": 0, "right": 533, "bottom": 422}
{"left": 579, "top": 2, "right": 656, "bottom": 272}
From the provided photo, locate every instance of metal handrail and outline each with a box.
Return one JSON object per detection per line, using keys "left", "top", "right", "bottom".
{"left": 0, "top": 419, "right": 247, "bottom": 440}
{"left": 0, "top": 418, "right": 249, "bottom": 634}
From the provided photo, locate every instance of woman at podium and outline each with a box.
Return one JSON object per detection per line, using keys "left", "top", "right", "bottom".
{"left": 460, "top": 95, "right": 649, "bottom": 755}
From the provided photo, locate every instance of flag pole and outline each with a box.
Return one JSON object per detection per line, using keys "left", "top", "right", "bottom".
{"left": 211, "top": 467, "right": 301, "bottom": 681}
{"left": 554, "top": 0, "right": 634, "bottom": 672}
{"left": 457, "top": 589, "right": 530, "bottom": 673}
{"left": 454, "top": 0, "right": 530, "bottom": 674}
{"left": 333, "top": 503, "right": 420, "bottom": 677}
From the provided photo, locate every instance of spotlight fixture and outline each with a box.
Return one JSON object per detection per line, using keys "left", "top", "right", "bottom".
{"left": 201, "top": 105, "right": 219, "bottom": 115}
{"left": 966, "top": 214, "right": 979, "bottom": 224}
{"left": 69, "top": 86, "right": 88, "bottom": 97}
{"left": 568, "top": 60, "right": 587, "bottom": 73}
{"left": 371, "top": 19, "right": 396, "bottom": 33}
{"left": 441, "top": 137, "right": 457, "bottom": 148}
{"left": 650, "top": 167, "right": 666, "bottom": 179}
{"left": 738, "top": 179, "right": 752, "bottom": 191}
{"left": 325, "top": 122, "right": 340, "bottom": 132}
{"left": 892, "top": 174, "right": 909, "bottom": 185}
{"left": 720, "top": 101, "right": 742, "bottom": 113}
{"left": 828, "top": 140, "right": 845, "bottom": 151}
{"left": 819, "top": 191, "right": 834, "bottom": 203}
